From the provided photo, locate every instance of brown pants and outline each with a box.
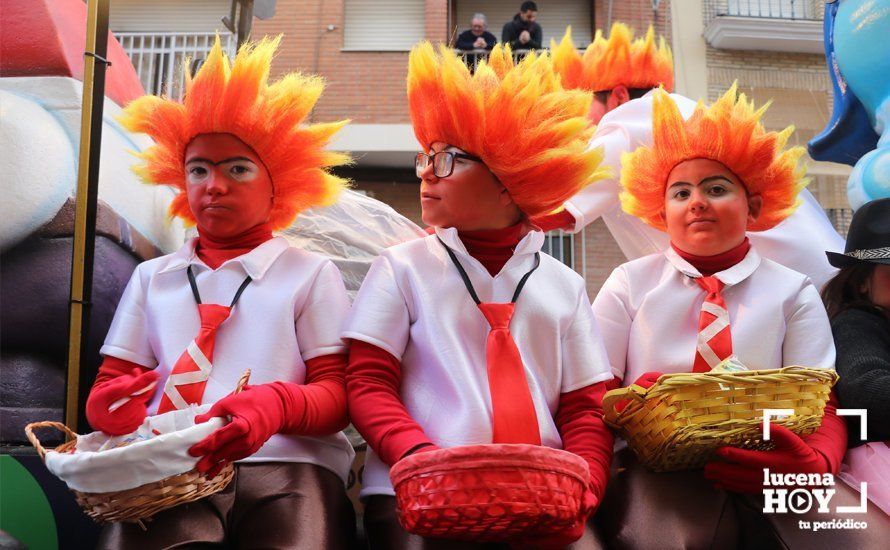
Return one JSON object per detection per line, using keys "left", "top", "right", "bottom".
{"left": 363, "top": 495, "right": 606, "bottom": 550}
{"left": 594, "top": 449, "right": 890, "bottom": 550}
{"left": 97, "top": 462, "right": 356, "bottom": 550}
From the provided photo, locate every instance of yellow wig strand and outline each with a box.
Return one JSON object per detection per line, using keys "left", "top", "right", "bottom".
{"left": 619, "top": 84, "right": 808, "bottom": 232}
{"left": 551, "top": 23, "right": 674, "bottom": 93}
{"left": 407, "top": 42, "right": 609, "bottom": 218}
{"left": 119, "top": 36, "right": 349, "bottom": 229}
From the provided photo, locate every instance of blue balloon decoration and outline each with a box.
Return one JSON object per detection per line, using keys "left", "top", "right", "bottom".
{"left": 809, "top": 0, "right": 890, "bottom": 209}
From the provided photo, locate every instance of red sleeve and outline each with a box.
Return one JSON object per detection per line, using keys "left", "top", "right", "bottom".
{"left": 274, "top": 353, "right": 349, "bottom": 436}
{"left": 804, "top": 390, "right": 847, "bottom": 474}
{"left": 555, "top": 377, "right": 621, "bottom": 500}
{"left": 92, "top": 355, "right": 152, "bottom": 388}
{"left": 346, "top": 340, "right": 435, "bottom": 466}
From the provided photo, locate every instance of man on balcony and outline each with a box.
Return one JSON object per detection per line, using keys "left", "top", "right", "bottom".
{"left": 501, "top": 1, "right": 542, "bottom": 51}
{"left": 455, "top": 13, "right": 496, "bottom": 51}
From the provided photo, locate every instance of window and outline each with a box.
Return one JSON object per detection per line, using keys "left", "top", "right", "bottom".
{"left": 543, "top": 231, "right": 574, "bottom": 269}
{"left": 343, "top": 0, "right": 425, "bottom": 51}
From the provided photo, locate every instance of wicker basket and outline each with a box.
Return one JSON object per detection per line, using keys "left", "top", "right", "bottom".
{"left": 390, "top": 443, "right": 590, "bottom": 542}
{"left": 602, "top": 366, "right": 837, "bottom": 472}
{"left": 24, "top": 371, "right": 250, "bottom": 525}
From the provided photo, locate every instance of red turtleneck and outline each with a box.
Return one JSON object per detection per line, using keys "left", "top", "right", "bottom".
{"left": 346, "top": 224, "right": 619, "bottom": 508}
{"left": 671, "top": 237, "right": 751, "bottom": 276}
{"left": 458, "top": 222, "right": 524, "bottom": 276}
{"left": 195, "top": 222, "right": 274, "bottom": 270}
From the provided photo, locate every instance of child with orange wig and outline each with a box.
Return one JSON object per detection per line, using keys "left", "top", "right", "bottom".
{"left": 86, "top": 37, "right": 357, "bottom": 547}
{"left": 538, "top": 23, "right": 845, "bottom": 291}
{"left": 591, "top": 86, "right": 848, "bottom": 547}
{"left": 343, "top": 43, "right": 617, "bottom": 547}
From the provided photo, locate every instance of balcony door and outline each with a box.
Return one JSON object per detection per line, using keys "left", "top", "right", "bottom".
{"left": 453, "top": 0, "right": 593, "bottom": 47}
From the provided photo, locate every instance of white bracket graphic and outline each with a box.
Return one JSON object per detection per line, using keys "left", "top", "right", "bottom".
{"left": 837, "top": 409, "right": 868, "bottom": 442}
{"left": 837, "top": 483, "right": 869, "bottom": 514}
{"left": 763, "top": 409, "right": 795, "bottom": 440}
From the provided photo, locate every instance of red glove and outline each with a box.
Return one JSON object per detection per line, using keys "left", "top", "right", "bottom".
{"left": 86, "top": 358, "right": 159, "bottom": 436}
{"left": 346, "top": 341, "right": 437, "bottom": 465}
{"left": 189, "top": 383, "right": 287, "bottom": 477}
{"left": 613, "top": 371, "right": 662, "bottom": 413}
{"left": 703, "top": 424, "right": 829, "bottom": 493}
{"left": 189, "top": 353, "right": 349, "bottom": 477}
{"left": 530, "top": 209, "right": 576, "bottom": 232}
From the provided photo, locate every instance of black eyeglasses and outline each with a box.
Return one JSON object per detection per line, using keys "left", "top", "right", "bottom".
{"left": 415, "top": 151, "right": 483, "bottom": 178}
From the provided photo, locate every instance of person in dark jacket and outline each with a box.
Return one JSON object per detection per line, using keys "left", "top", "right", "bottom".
{"left": 501, "top": 1, "right": 542, "bottom": 50}
{"left": 823, "top": 197, "right": 890, "bottom": 444}
{"left": 822, "top": 197, "right": 890, "bottom": 516}
{"left": 455, "top": 13, "right": 497, "bottom": 50}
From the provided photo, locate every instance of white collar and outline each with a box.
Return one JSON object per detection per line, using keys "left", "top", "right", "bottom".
{"left": 433, "top": 226, "right": 544, "bottom": 255}
{"left": 663, "top": 244, "right": 762, "bottom": 286}
{"left": 432, "top": 226, "right": 545, "bottom": 276}
{"left": 158, "top": 236, "right": 290, "bottom": 280}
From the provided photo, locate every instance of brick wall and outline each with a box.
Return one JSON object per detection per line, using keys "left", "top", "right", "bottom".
{"left": 253, "top": 1, "right": 675, "bottom": 125}
{"left": 594, "top": 0, "right": 672, "bottom": 41}
{"left": 252, "top": 0, "right": 450, "bottom": 124}
{"left": 704, "top": 42, "right": 850, "bottom": 232}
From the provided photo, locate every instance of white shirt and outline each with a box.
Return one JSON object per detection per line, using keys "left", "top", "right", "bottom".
{"left": 342, "top": 227, "right": 614, "bottom": 497}
{"left": 591, "top": 245, "right": 836, "bottom": 386}
{"left": 101, "top": 236, "right": 355, "bottom": 483}
{"left": 563, "top": 92, "right": 845, "bottom": 290}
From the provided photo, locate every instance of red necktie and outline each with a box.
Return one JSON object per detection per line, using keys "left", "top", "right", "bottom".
{"left": 477, "top": 302, "right": 542, "bottom": 445}
{"left": 156, "top": 303, "right": 232, "bottom": 414}
{"left": 692, "top": 276, "right": 732, "bottom": 373}
{"left": 438, "top": 237, "right": 543, "bottom": 446}
{"left": 156, "top": 266, "right": 252, "bottom": 414}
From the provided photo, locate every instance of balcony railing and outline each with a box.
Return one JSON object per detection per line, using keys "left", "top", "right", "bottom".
{"left": 703, "top": 0, "right": 824, "bottom": 53}
{"left": 705, "top": 0, "right": 823, "bottom": 23}
{"left": 116, "top": 32, "right": 237, "bottom": 99}
{"left": 456, "top": 48, "right": 541, "bottom": 72}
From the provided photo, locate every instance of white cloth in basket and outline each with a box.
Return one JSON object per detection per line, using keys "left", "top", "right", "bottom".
{"left": 44, "top": 404, "right": 224, "bottom": 493}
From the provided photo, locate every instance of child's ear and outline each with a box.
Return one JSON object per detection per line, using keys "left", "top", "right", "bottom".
{"left": 746, "top": 194, "right": 763, "bottom": 228}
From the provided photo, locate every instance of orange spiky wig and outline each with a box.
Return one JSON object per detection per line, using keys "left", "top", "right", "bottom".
{"left": 619, "top": 84, "right": 808, "bottom": 232}
{"left": 119, "top": 36, "right": 349, "bottom": 229}
{"left": 551, "top": 23, "right": 674, "bottom": 93}
{"left": 407, "top": 42, "right": 609, "bottom": 218}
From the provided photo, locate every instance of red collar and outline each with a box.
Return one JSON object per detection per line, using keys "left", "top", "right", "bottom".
{"left": 195, "top": 223, "right": 274, "bottom": 270}
{"left": 671, "top": 238, "right": 751, "bottom": 276}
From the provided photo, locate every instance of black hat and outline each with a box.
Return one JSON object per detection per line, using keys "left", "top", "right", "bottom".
{"left": 826, "top": 198, "right": 890, "bottom": 268}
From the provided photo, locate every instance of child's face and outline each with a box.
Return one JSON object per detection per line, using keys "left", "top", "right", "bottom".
{"left": 662, "top": 158, "right": 762, "bottom": 256}
{"left": 418, "top": 142, "right": 519, "bottom": 230}
{"left": 184, "top": 133, "right": 273, "bottom": 239}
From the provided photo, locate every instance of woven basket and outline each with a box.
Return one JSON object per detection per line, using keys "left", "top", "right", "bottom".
{"left": 602, "top": 366, "right": 837, "bottom": 472}
{"left": 24, "top": 370, "right": 250, "bottom": 525}
{"left": 390, "top": 443, "right": 590, "bottom": 542}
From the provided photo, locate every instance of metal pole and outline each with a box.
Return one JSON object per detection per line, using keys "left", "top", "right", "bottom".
{"left": 236, "top": 0, "right": 255, "bottom": 47}
{"left": 66, "top": 0, "right": 111, "bottom": 432}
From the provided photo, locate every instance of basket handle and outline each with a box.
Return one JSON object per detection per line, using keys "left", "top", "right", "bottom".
{"left": 234, "top": 369, "right": 251, "bottom": 394}
{"left": 24, "top": 421, "right": 79, "bottom": 460}
{"left": 602, "top": 385, "right": 647, "bottom": 420}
